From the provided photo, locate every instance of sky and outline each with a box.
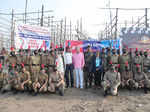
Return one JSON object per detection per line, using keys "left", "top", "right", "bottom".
{"left": 0, "top": 0, "right": 150, "bottom": 38}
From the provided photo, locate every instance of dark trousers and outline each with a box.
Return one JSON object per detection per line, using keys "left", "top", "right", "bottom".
{"left": 94, "top": 70, "right": 101, "bottom": 87}
{"left": 65, "top": 64, "right": 74, "bottom": 87}
{"left": 84, "top": 71, "right": 93, "bottom": 88}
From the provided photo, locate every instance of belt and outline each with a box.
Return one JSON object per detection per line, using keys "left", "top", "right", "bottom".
{"left": 66, "top": 64, "right": 72, "bottom": 65}
{"left": 47, "top": 65, "right": 55, "bottom": 67}
{"left": 24, "top": 64, "right": 29, "bottom": 66}
{"left": 32, "top": 64, "right": 39, "bottom": 66}
{"left": 134, "top": 63, "right": 141, "bottom": 65}
{"left": 52, "top": 81, "right": 58, "bottom": 83}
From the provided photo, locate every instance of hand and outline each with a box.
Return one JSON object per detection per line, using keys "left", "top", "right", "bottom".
{"left": 39, "top": 87, "right": 44, "bottom": 92}
{"left": 21, "top": 83, "right": 24, "bottom": 90}
{"left": 96, "top": 68, "right": 99, "bottom": 71}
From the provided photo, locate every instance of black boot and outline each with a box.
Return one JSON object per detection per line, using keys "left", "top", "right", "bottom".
{"left": 104, "top": 90, "right": 108, "bottom": 97}
{"left": 13, "top": 89, "right": 18, "bottom": 94}
{"left": 32, "top": 92, "right": 38, "bottom": 96}
{"left": 144, "top": 87, "right": 148, "bottom": 94}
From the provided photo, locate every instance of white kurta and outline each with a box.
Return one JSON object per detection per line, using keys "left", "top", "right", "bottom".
{"left": 57, "top": 54, "right": 64, "bottom": 74}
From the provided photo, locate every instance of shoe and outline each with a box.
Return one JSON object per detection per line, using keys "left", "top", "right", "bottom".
{"left": 32, "top": 92, "right": 38, "bottom": 96}
{"left": 104, "top": 90, "right": 108, "bottom": 97}
{"left": 144, "top": 88, "right": 148, "bottom": 94}
{"left": 13, "top": 90, "right": 18, "bottom": 94}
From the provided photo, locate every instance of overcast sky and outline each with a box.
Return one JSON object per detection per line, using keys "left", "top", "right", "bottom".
{"left": 0, "top": 0, "right": 150, "bottom": 38}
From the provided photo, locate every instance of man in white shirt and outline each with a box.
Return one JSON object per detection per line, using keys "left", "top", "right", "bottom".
{"left": 64, "top": 47, "right": 74, "bottom": 88}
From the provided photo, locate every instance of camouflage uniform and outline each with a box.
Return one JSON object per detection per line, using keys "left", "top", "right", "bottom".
{"left": 133, "top": 71, "right": 150, "bottom": 90}
{"left": 101, "top": 65, "right": 121, "bottom": 96}
{"left": 23, "top": 51, "right": 32, "bottom": 72}
{"left": 48, "top": 70, "right": 65, "bottom": 96}
{"left": 38, "top": 70, "right": 48, "bottom": 92}
{"left": 118, "top": 48, "right": 133, "bottom": 87}
{"left": 16, "top": 50, "right": 25, "bottom": 72}
{"left": 109, "top": 49, "right": 119, "bottom": 67}
{"left": 7, "top": 52, "right": 17, "bottom": 71}
{"left": 47, "top": 52, "right": 55, "bottom": 75}
{"left": 132, "top": 51, "right": 143, "bottom": 78}
{"left": 40, "top": 53, "right": 48, "bottom": 72}
{"left": 143, "top": 51, "right": 150, "bottom": 77}
{"left": 30, "top": 51, "right": 41, "bottom": 82}
{"left": 16, "top": 69, "right": 31, "bottom": 91}
{"left": 1, "top": 69, "right": 17, "bottom": 93}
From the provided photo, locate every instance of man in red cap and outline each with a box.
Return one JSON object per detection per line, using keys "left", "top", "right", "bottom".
{"left": 32, "top": 65, "right": 48, "bottom": 96}
{"left": 7, "top": 47, "right": 17, "bottom": 72}
{"left": 132, "top": 48, "right": 143, "bottom": 78}
{"left": 30, "top": 50, "right": 41, "bottom": 87}
{"left": 118, "top": 48, "right": 133, "bottom": 88}
{"left": 47, "top": 50, "right": 56, "bottom": 77}
{"left": 132, "top": 65, "right": 150, "bottom": 93}
{"left": 48, "top": 65, "right": 65, "bottom": 96}
{"left": 16, "top": 65, "right": 31, "bottom": 92}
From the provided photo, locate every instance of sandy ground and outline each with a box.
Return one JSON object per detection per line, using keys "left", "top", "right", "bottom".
{"left": 0, "top": 88, "right": 150, "bottom": 112}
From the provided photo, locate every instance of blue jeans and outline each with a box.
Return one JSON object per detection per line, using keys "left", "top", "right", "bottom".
{"left": 75, "top": 68, "right": 83, "bottom": 88}
{"left": 65, "top": 64, "right": 74, "bottom": 87}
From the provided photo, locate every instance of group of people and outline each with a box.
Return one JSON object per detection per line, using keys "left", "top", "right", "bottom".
{"left": 0, "top": 45, "right": 150, "bottom": 97}
{"left": 82, "top": 46, "right": 150, "bottom": 96}
{"left": 0, "top": 47, "right": 65, "bottom": 96}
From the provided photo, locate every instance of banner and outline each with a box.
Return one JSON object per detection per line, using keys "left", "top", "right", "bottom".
{"left": 65, "top": 40, "right": 83, "bottom": 53}
{"left": 65, "top": 39, "right": 122, "bottom": 53}
{"left": 15, "top": 24, "right": 51, "bottom": 50}
{"left": 121, "top": 27, "right": 150, "bottom": 50}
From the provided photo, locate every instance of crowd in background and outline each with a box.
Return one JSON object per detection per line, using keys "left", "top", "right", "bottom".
{"left": 0, "top": 46, "right": 150, "bottom": 97}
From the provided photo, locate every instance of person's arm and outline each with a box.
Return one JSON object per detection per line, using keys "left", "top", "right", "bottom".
{"left": 40, "top": 75, "right": 48, "bottom": 91}
{"left": 72, "top": 54, "right": 74, "bottom": 66}
{"left": 81, "top": 53, "right": 85, "bottom": 68}
{"left": 22, "top": 72, "right": 30, "bottom": 86}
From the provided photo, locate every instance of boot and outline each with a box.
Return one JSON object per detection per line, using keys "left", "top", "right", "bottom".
{"left": 104, "top": 90, "right": 108, "bottom": 97}
{"left": 144, "top": 87, "right": 148, "bottom": 94}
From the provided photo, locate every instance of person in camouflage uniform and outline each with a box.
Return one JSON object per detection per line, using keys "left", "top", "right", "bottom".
{"left": 48, "top": 65, "right": 65, "bottom": 96}
{"left": 84, "top": 46, "right": 93, "bottom": 88}
{"left": 40, "top": 50, "right": 48, "bottom": 73}
{"left": 47, "top": 50, "right": 55, "bottom": 75}
{"left": 118, "top": 48, "right": 133, "bottom": 88}
{"left": 140, "top": 50, "right": 144, "bottom": 59}
{"left": 132, "top": 49, "right": 143, "bottom": 78}
{"left": 30, "top": 50, "right": 41, "bottom": 84}
{"left": 1, "top": 66, "right": 18, "bottom": 94}
{"left": 132, "top": 65, "right": 150, "bottom": 93}
{"left": 101, "top": 64, "right": 121, "bottom": 96}
{"left": 32, "top": 67, "right": 48, "bottom": 96}
{"left": 109, "top": 49, "right": 119, "bottom": 68}
{"left": 15, "top": 66, "right": 31, "bottom": 92}
{"left": 143, "top": 51, "right": 150, "bottom": 76}
{"left": 38, "top": 67, "right": 48, "bottom": 93}
{"left": 16, "top": 49, "right": 25, "bottom": 72}
{"left": 23, "top": 49, "right": 32, "bottom": 72}
{"left": 7, "top": 47, "right": 17, "bottom": 72}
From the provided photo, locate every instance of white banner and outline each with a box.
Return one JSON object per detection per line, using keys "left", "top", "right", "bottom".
{"left": 15, "top": 24, "right": 51, "bottom": 50}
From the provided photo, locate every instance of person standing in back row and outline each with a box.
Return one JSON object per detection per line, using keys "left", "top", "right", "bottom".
{"left": 64, "top": 47, "right": 74, "bottom": 88}
{"left": 72, "top": 46, "right": 85, "bottom": 89}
